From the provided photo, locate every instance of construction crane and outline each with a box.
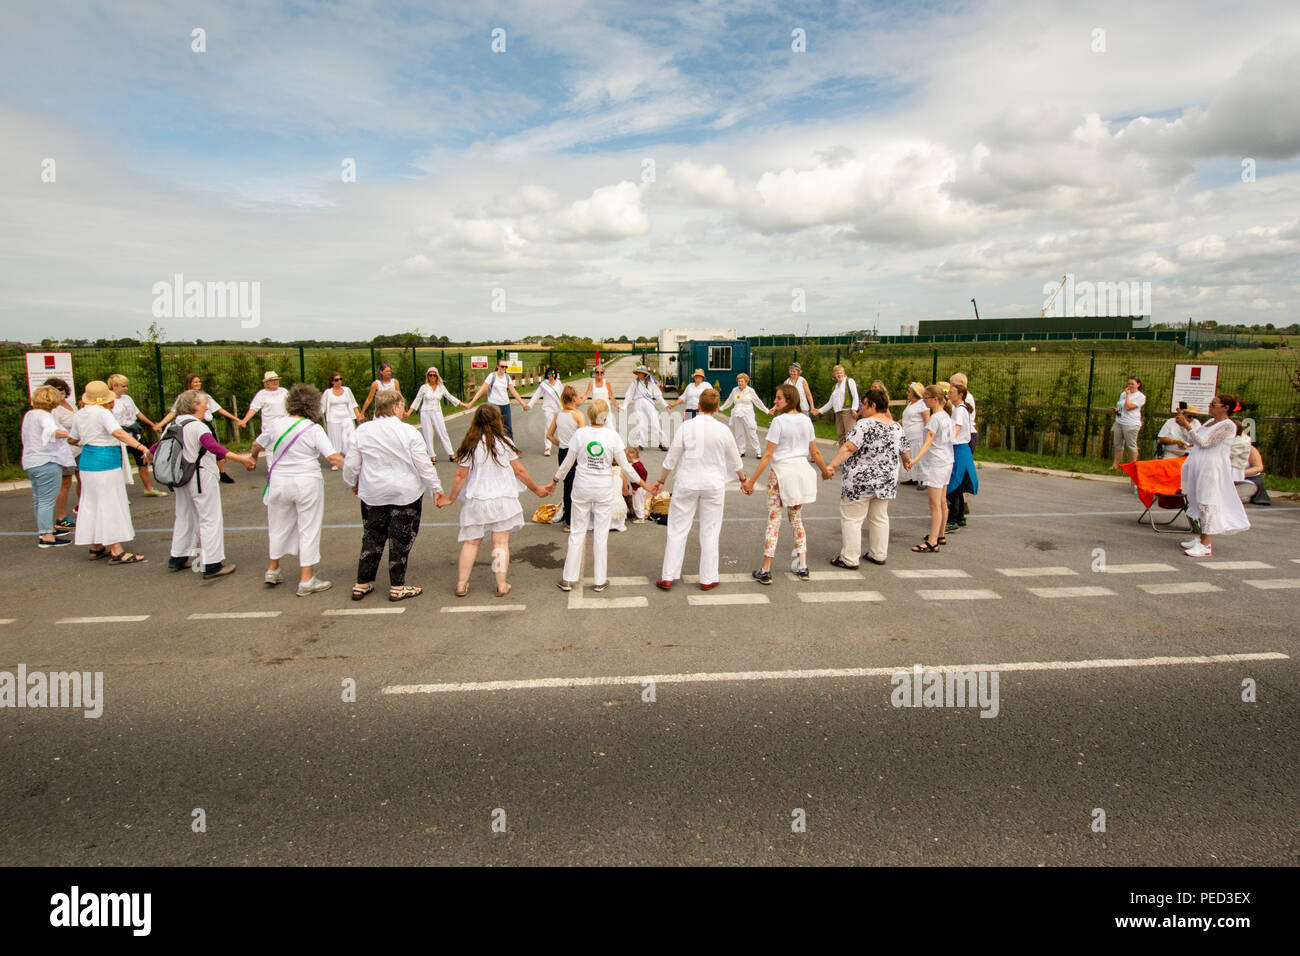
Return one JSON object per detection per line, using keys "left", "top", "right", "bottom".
{"left": 1040, "top": 275, "right": 1068, "bottom": 317}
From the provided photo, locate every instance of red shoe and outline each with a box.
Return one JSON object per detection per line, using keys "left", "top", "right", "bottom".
{"left": 699, "top": 581, "right": 719, "bottom": 591}
{"left": 656, "top": 579, "right": 673, "bottom": 590}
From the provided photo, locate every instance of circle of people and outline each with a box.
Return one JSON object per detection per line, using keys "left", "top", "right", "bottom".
{"left": 22, "top": 359, "right": 1251, "bottom": 598}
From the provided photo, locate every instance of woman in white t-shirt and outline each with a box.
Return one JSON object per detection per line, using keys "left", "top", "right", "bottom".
{"left": 249, "top": 384, "right": 344, "bottom": 595}
{"left": 945, "top": 381, "right": 979, "bottom": 533}
{"left": 901, "top": 384, "right": 955, "bottom": 552}
{"left": 440, "top": 404, "right": 549, "bottom": 598}
{"left": 899, "top": 382, "right": 929, "bottom": 485}
{"left": 239, "top": 371, "right": 291, "bottom": 442}
{"left": 550, "top": 400, "right": 640, "bottom": 591}
{"left": 320, "top": 371, "right": 363, "bottom": 464}
{"left": 22, "top": 384, "right": 75, "bottom": 548}
{"left": 406, "top": 366, "right": 461, "bottom": 462}
{"left": 741, "top": 383, "right": 833, "bottom": 584}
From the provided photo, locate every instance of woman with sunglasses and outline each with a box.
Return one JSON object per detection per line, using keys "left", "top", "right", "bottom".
{"left": 467, "top": 360, "right": 530, "bottom": 439}
{"left": 580, "top": 364, "right": 618, "bottom": 413}
{"left": 320, "top": 372, "right": 363, "bottom": 466}
{"left": 1174, "top": 393, "right": 1250, "bottom": 558}
{"left": 407, "top": 366, "right": 462, "bottom": 463}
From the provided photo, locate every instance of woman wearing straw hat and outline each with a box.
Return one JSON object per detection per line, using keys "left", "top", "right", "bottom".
{"left": 669, "top": 368, "right": 709, "bottom": 420}
{"left": 66, "top": 381, "right": 156, "bottom": 564}
{"left": 239, "top": 370, "right": 291, "bottom": 440}
{"left": 361, "top": 363, "right": 401, "bottom": 418}
{"left": 624, "top": 365, "right": 668, "bottom": 451}
{"left": 406, "top": 366, "right": 461, "bottom": 462}
{"left": 530, "top": 367, "right": 565, "bottom": 456}
{"left": 899, "top": 382, "right": 929, "bottom": 485}
{"left": 320, "top": 371, "right": 363, "bottom": 466}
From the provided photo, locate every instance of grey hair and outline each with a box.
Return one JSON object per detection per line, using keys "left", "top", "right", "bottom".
{"left": 174, "top": 389, "right": 205, "bottom": 416}
{"left": 374, "top": 389, "right": 405, "bottom": 417}
{"left": 285, "top": 382, "right": 322, "bottom": 421}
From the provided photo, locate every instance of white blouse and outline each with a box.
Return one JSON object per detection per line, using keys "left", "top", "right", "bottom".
{"left": 531, "top": 379, "right": 565, "bottom": 413}
{"left": 22, "top": 408, "right": 73, "bottom": 469}
{"left": 923, "top": 410, "right": 955, "bottom": 470}
{"left": 952, "top": 404, "right": 972, "bottom": 446}
{"left": 462, "top": 439, "right": 523, "bottom": 500}
{"left": 721, "top": 386, "right": 768, "bottom": 416}
{"left": 342, "top": 417, "right": 442, "bottom": 506}
{"left": 255, "top": 419, "right": 336, "bottom": 479}
{"left": 321, "top": 386, "right": 360, "bottom": 423}
{"left": 409, "top": 382, "right": 459, "bottom": 416}
{"left": 70, "top": 406, "right": 122, "bottom": 447}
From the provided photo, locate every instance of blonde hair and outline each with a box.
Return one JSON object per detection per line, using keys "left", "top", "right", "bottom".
{"left": 587, "top": 399, "right": 610, "bottom": 426}
{"left": 949, "top": 372, "right": 968, "bottom": 388}
{"left": 107, "top": 373, "right": 128, "bottom": 388}
{"left": 736, "top": 373, "right": 749, "bottom": 385}
{"left": 923, "top": 384, "right": 953, "bottom": 415}
{"left": 31, "top": 384, "right": 62, "bottom": 410}
{"left": 561, "top": 385, "right": 579, "bottom": 407}
{"left": 625, "top": 445, "right": 640, "bottom": 460}
{"left": 906, "top": 381, "right": 926, "bottom": 400}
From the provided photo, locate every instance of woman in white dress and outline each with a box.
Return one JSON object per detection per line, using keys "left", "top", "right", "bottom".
{"left": 406, "top": 366, "right": 461, "bottom": 462}
{"left": 361, "top": 363, "right": 401, "bottom": 418}
{"left": 624, "top": 365, "right": 668, "bottom": 450}
{"left": 545, "top": 386, "right": 586, "bottom": 528}
{"left": 742, "top": 383, "right": 833, "bottom": 584}
{"left": 550, "top": 400, "right": 640, "bottom": 591}
{"left": 440, "top": 404, "right": 550, "bottom": 598}
{"left": 530, "top": 368, "right": 565, "bottom": 456}
{"left": 320, "top": 371, "right": 363, "bottom": 466}
{"left": 1176, "top": 393, "right": 1250, "bottom": 557}
{"left": 719, "top": 372, "right": 769, "bottom": 456}
{"left": 580, "top": 364, "right": 618, "bottom": 412}
{"left": 249, "top": 384, "right": 344, "bottom": 595}
{"left": 67, "top": 381, "right": 155, "bottom": 564}
{"left": 899, "top": 382, "right": 929, "bottom": 485}
{"left": 901, "top": 384, "right": 954, "bottom": 553}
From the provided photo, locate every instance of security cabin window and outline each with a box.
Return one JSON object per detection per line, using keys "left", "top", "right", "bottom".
{"left": 708, "top": 346, "right": 732, "bottom": 371}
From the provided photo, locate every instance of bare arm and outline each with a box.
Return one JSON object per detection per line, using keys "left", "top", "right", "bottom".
{"left": 510, "top": 457, "right": 546, "bottom": 496}
{"left": 360, "top": 381, "right": 379, "bottom": 416}
{"left": 827, "top": 440, "right": 860, "bottom": 470}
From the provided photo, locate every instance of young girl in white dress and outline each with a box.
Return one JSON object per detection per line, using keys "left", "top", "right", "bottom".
{"left": 407, "top": 367, "right": 461, "bottom": 462}
{"left": 901, "top": 383, "right": 954, "bottom": 553}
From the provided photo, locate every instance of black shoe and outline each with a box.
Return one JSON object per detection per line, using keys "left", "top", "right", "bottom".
{"left": 219, "top": 473, "right": 235, "bottom": 484}
{"left": 863, "top": 555, "right": 887, "bottom": 566}
{"left": 829, "top": 556, "right": 859, "bottom": 570}
{"left": 658, "top": 444, "right": 668, "bottom": 452}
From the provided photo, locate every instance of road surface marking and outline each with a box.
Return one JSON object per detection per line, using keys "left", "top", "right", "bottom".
{"left": 916, "top": 589, "right": 1000, "bottom": 600}
{"left": 440, "top": 604, "right": 527, "bottom": 613}
{"left": 57, "top": 615, "right": 150, "bottom": 624}
{"left": 0, "top": 619, "right": 13, "bottom": 625}
{"left": 687, "top": 593, "right": 770, "bottom": 606}
{"left": 1099, "top": 563, "right": 1175, "bottom": 574}
{"left": 383, "top": 651, "right": 1290, "bottom": 695}
{"left": 1139, "top": 582, "right": 1224, "bottom": 595}
{"left": 1245, "top": 579, "right": 1300, "bottom": 590}
{"left": 323, "top": 607, "right": 406, "bottom": 616}
{"left": 787, "top": 570, "right": 862, "bottom": 581}
{"left": 569, "top": 596, "right": 650, "bottom": 609}
{"left": 188, "top": 611, "right": 282, "bottom": 619}
{"left": 1028, "top": 586, "right": 1116, "bottom": 599}
{"left": 685, "top": 573, "right": 754, "bottom": 584}
{"left": 997, "top": 566, "right": 1078, "bottom": 577}
{"left": 892, "top": 569, "right": 972, "bottom": 579}
{"left": 798, "top": 591, "right": 886, "bottom": 603}
{"left": 1197, "top": 560, "right": 1273, "bottom": 570}
{"left": 581, "top": 576, "right": 650, "bottom": 587}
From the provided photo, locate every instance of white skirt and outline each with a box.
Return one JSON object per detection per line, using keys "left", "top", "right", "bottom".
{"left": 772, "top": 458, "right": 818, "bottom": 506}
{"left": 326, "top": 419, "right": 354, "bottom": 457}
{"left": 75, "top": 469, "right": 134, "bottom": 545}
{"left": 921, "top": 459, "right": 953, "bottom": 489}
{"left": 458, "top": 495, "right": 524, "bottom": 541}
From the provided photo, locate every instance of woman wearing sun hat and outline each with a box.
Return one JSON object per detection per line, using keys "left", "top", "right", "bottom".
{"left": 624, "top": 365, "right": 668, "bottom": 451}
{"left": 239, "top": 371, "right": 291, "bottom": 440}
{"left": 669, "top": 368, "right": 709, "bottom": 421}
{"left": 407, "top": 366, "right": 461, "bottom": 462}
{"left": 67, "top": 380, "right": 155, "bottom": 564}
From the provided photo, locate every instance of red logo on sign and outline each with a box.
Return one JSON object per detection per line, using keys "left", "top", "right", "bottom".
{"left": 44, "top": 355, "right": 56, "bottom": 368}
{"left": 1190, "top": 367, "right": 1200, "bottom": 380}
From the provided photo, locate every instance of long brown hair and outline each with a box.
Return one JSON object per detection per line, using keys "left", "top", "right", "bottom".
{"left": 775, "top": 383, "right": 801, "bottom": 413}
{"left": 455, "top": 403, "right": 518, "bottom": 466}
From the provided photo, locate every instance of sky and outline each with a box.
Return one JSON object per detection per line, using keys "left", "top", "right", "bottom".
{"left": 1, "top": 0, "right": 1298, "bottom": 342}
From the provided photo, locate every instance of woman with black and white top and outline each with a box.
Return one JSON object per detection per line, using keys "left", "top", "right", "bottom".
{"left": 901, "top": 384, "right": 954, "bottom": 553}
{"left": 530, "top": 368, "right": 565, "bottom": 456}
{"left": 742, "top": 383, "right": 833, "bottom": 584}
{"left": 550, "top": 400, "right": 640, "bottom": 592}
{"left": 945, "top": 381, "right": 979, "bottom": 533}
{"left": 545, "top": 385, "right": 586, "bottom": 528}
{"left": 320, "top": 371, "right": 363, "bottom": 465}
{"left": 361, "top": 363, "right": 401, "bottom": 419}
{"left": 249, "top": 383, "right": 344, "bottom": 596}
{"left": 440, "top": 404, "right": 549, "bottom": 598}
{"left": 406, "top": 366, "right": 461, "bottom": 462}
{"left": 719, "top": 373, "right": 769, "bottom": 456}
{"left": 826, "top": 386, "right": 909, "bottom": 568}
{"left": 581, "top": 364, "right": 618, "bottom": 412}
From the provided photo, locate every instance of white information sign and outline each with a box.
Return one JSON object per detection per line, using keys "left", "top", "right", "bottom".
{"left": 25, "top": 352, "right": 74, "bottom": 402}
{"left": 1171, "top": 363, "right": 1219, "bottom": 413}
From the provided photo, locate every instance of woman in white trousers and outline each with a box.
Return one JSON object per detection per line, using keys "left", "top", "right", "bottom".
{"left": 250, "top": 384, "right": 345, "bottom": 595}
{"left": 719, "top": 373, "right": 769, "bottom": 456}
{"left": 320, "top": 372, "right": 362, "bottom": 465}
{"left": 407, "top": 367, "right": 461, "bottom": 461}
{"left": 550, "top": 400, "right": 639, "bottom": 591}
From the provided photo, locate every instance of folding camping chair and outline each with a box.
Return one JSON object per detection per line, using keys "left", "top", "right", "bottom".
{"left": 1136, "top": 491, "right": 1194, "bottom": 533}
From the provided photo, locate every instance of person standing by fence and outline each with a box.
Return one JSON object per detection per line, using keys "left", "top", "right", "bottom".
{"left": 22, "top": 385, "right": 75, "bottom": 548}
{"left": 467, "top": 359, "right": 530, "bottom": 439}
{"left": 945, "top": 381, "right": 979, "bottom": 532}
{"left": 239, "top": 371, "right": 291, "bottom": 445}
{"left": 784, "top": 363, "right": 816, "bottom": 420}
{"left": 1111, "top": 376, "right": 1146, "bottom": 471}
{"left": 818, "top": 365, "right": 860, "bottom": 444}
{"left": 156, "top": 373, "right": 242, "bottom": 485}
{"left": 361, "top": 363, "right": 401, "bottom": 419}
{"left": 950, "top": 372, "right": 977, "bottom": 447}
{"left": 901, "top": 384, "right": 954, "bottom": 553}
{"left": 44, "top": 377, "right": 80, "bottom": 528}
{"left": 899, "top": 382, "right": 929, "bottom": 485}
{"left": 108, "top": 374, "right": 166, "bottom": 497}
{"left": 1176, "top": 394, "right": 1250, "bottom": 557}
{"left": 407, "top": 366, "right": 461, "bottom": 462}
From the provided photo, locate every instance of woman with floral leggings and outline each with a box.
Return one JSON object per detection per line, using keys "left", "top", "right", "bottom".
{"left": 742, "top": 384, "right": 833, "bottom": 583}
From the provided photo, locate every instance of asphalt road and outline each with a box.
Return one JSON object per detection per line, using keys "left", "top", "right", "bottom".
{"left": 2, "top": 401, "right": 1297, "bottom": 865}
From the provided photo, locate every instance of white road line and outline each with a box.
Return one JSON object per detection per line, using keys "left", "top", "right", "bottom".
{"left": 798, "top": 591, "right": 886, "bottom": 603}
{"left": 57, "top": 615, "right": 150, "bottom": 624}
{"left": 187, "top": 611, "right": 282, "bottom": 620}
{"left": 687, "top": 593, "right": 771, "bottom": 606}
{"left": 685, "top": 573, "right": 755, "bottom": 584}
{"left": 892, "top": 569, "right": 972, "bottom": 579}
{"left": 1139, "top": 582, "right": 1225, "bottom": 595}
{"left": 1099, "top": 563, "right": 1176, "bottom": 574}
{"left": 0, "top": 619, "right": 14, "bottom": 625}
{"left": 1197, "top": 560, "right": 1274, "bottom": 570}
{"left": 1245, "top": 579, "right": 1300, "bottom": 590}
{"left": 787, "top": 570, "right": 862, "bottom": 581}
{"left": 323, "top": 607, "right": 406, "bottom": 616}
{"left": 916, "top": 589, "right": 1001, "bottom": 601}
{"left": 997, "top": 566, "right": 1078, "bottom": 577}
{"left": 1028, "top": 586, "right": 1116, "bottom": 599}
{"left": 382, "top": 651, "right": 1290, "bottom": 695}
{"left": 581, "top": 576, "right": 650, "bottom": 587}
{"left": 569, "top": 596, "right": 650, "bottom": 609}
{"left": 440, "top": 604, "right": 528, "bottom": 613}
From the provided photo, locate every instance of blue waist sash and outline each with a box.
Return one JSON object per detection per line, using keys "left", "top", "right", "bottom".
{"left": 80, "top": 444, "right": 122, "bottom": 472}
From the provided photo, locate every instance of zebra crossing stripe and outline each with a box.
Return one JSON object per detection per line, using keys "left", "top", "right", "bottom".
{"left": 892, "top": 569, "right": 972, "bottom": 579}
{"left": 1244, "top": 579, "right": 1300, "bottom": 590}
{"left": 1197, "top": 561, "right": 1273, "bottom": 570}
{"left": 997, "top": 566, "right": 1078, "bottom": 577}
{"left": 1028, "top": 586, "right": 1115, "bottom": 599}
{"left": 1139, "top": 582, "right": 1224, "bottom": 595}
{"left": 687, "top": 593, "right": 770, "bottom": 606}
{"left": 798, "top": 592, "right": 886, "bottom": 603}
{"left": 916, "top": 589, "right": 1000, "bottom": 601}
{"left": 1099, "top": 563, "right": 1176, "bottom": 574}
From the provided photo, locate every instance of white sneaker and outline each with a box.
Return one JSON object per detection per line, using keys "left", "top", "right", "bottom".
{"left": 1180, "top": 538, "right": 1199, "bottom": 549}
{"left": 1184, "top": 543, "right": 1212, "bottom": 558}
{"left": 264, "top": 569, "right": 283, "bottom": 586}
{"left": 297, "top": 577, "right": 333, "bottom": 595}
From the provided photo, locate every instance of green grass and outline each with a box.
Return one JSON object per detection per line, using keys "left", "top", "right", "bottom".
{"left": 975, "top": 446, "right": 1300, "bottom": 493}
{"left": 751, "top": 410, "right": 839, "bottom": 442}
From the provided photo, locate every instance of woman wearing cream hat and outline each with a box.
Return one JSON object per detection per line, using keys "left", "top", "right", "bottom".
{"left": 669, "top": 368, "right": 709, "bottom": 420}
{"left": 67, "top": 381, "right": 154, "bottom": 563}
{"left": 624, "top": 365, "right": 668, "bottom": 451}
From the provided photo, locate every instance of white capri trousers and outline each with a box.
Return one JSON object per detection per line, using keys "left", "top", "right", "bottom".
{"left": 839, "top": 496, "right": 890, "bottom": 564}
{"left": 563, "top": 485, "right": 614, "bottom": 585}
{"left": 543, "top": 410, "right": 557, "bottom": 453}
{"left": 171, "top": 468, "right": 225, "bottom": 568}
{"left": 266, "top": 474, "right": 325, "bottom": 566}
{"left": 731, "top": 412, "right": 759, "bottom": 455}
{"left": 660, "top": 485, "right": 724, "bottom": 585}
{"left": 326, "top": 420, "right": 355, "bottom": 459}
{"left": 419, "top": 411, "right": 455, "bottom": 457}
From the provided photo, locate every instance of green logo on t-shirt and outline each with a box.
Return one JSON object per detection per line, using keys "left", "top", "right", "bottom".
{"left": 587, "top": 441, "right": 605, "bottom": 458}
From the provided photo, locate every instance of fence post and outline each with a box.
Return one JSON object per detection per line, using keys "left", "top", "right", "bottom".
{"left": 154, "top": 343, "right": 165, "bottom": 412}
{"left": 369, "top": 346, "right": 376, "bottom": 385}
{"left": 1082, "top": 348, "right": 1096, "bottom": 458}
{"left": 411, "top": 345, "right": 418, "bottom": 399}
{"left": 931, "top": 348, "right": 938, "bottom": 383}
{"left": 298, "top": 345, "right": 306, "bottom": 383}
